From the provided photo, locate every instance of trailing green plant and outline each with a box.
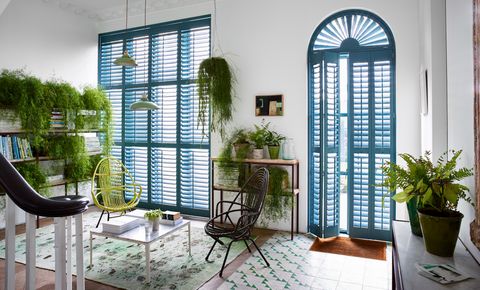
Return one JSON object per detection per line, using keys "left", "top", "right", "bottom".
{"left": 144, "top": 209, "right": 163, "bottom": 220}
{"left": 197, "top": 57, "right": 234, "bottom": 140}
{"left": 262, "top": 166, "right": 291, "bottom": 224}
{"left": 15, "top": 163, "right": 49, "bottom": 197}
{"left": 381, "top": 150, "right": 474, "bottom": 215}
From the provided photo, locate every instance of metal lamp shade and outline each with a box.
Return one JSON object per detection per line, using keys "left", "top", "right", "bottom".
{"left": 130, "top": 95, "right": 160, "bottom": 111}
{"left": 114, "top": 50, "right": 138, "bottom": 67}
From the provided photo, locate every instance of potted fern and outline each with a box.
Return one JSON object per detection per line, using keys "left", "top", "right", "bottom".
{"left": 249, "top": 123, "right": 268, "bottom": 159}
{"left": 382, "top": 151, "right": 473, "bottom": 256}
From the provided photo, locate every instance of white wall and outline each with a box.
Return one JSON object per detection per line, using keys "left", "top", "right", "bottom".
{"left": 0, "top": 0, "right": 98, "bottom": 88}
{"left": 99, "top": 0, "right": 422, "bottom": 232}
{"left": 446, "top": 0, "right": 480, "bottom": 262}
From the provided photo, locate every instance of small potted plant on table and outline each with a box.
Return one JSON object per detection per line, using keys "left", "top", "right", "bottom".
{"left": 144, "top": 209, "right": 163, "bottom": 232}
{"left": 382, "top": 150, "right": 473, "bottom": 256}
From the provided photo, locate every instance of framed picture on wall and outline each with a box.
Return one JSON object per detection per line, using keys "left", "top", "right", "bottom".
{"left": 255, "top": 94, "right": 284, "bottom": 116}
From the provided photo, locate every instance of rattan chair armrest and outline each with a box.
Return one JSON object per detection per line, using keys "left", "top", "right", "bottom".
{"left": 215, "top": 200, "right": 252, "bottom": 216}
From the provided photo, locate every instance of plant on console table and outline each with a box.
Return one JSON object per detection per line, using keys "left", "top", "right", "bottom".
{"left": 144, "top": 209, "right": 163, "bottom": 232}
{"left": 382, "top": 150, "right": 473, "bottom": 256}
{"left": 265, "top": 129, "right": 285, "bottom": 159}
{"left": 249, "top": 123, "right": 268, "bottom": 159}
{"left": 217, "top": 128, "right": 251, "bottom": 187}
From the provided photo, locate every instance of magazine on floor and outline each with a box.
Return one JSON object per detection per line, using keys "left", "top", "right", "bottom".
{"left": 415, "top": 263, "right": 471, "bottom": 284}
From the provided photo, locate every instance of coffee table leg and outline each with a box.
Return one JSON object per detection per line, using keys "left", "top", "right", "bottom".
{"left": 146, "top": 244, "right": 151, "bottom": 283}
{"left": 89, "top": 232, "right": 93, "bottom": 268}
{"left": 188, "top": 222, "right": 191, "bottom": 256}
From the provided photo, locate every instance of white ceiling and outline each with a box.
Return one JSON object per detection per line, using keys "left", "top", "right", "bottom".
{"left": 40, "top": 0, "right": 212, "bottom": 22}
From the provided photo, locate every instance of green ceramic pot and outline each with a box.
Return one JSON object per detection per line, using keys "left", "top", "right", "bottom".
{"left": 406, "top": 196, "right": 422, "bottom": 236}
{"left": 268, "top": 146, "right": 280, "bottom": 159}
{"left": 418, "top": 209, "right": 463, "bottom": 257}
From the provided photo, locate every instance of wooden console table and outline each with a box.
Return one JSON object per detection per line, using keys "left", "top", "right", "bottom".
{"left": 211, "top": 157, "right": 299, "bottom": 240}
{"left": 392, "top": 220, "right": 480, "bottom": 290}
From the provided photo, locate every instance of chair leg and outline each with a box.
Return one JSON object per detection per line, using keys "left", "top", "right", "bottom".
{"left": 244, "top": 240, "right": 251, "bottom": 253}
{"left": 250, "top": 238, "right": 270, "bottom": 267}
{"left": 95, "top": 210, "right": 105, "bottom": 228}
{"left": 205, "top": 240, "right": 217, "bottom": 262}
{"left": 219, "top": 240, "right": 234, "bottom": 278}
{"left": 107, "top": 211, "right": 110, "bottom": 221}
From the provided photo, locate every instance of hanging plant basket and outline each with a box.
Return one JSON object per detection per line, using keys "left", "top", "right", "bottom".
{"left": 197, "top": 57, "right": 234, "bottom": 140}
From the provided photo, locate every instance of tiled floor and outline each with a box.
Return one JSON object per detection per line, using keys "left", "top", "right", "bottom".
{"left": 217, "top": 232, "right": 392, "bottom": 290}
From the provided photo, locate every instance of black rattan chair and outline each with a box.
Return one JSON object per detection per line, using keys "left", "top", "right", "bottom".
{"left": 205, "top": 167, "right": 270, "bottom": 277}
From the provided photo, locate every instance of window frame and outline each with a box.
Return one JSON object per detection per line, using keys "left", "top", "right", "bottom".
{"left": 98, "top": 15, "right": 211, "bottom": 217}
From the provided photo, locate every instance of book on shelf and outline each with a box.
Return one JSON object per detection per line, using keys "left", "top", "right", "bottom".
{"left": 50, "top": 110, "right": 66, "bottom": 129}
{"left": 0, "top": 135, "right": 33, "bottom": 160}
{"left": 162, "top": 210, "right": 181, "bottom": 221}
{"left": 83, "top": 136, "right": 101, "bottom": 153}
{"left": 159, "top": 217, "right": 183, "bottom": 226}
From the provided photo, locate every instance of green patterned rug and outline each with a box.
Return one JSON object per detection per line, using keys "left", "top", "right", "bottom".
{"left": 0, "top": 211, "right": 248, "bottom": 290}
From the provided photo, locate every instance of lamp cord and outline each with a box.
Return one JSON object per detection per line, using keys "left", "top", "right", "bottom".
{"left": 144, "top": 0, "right": 147, "bottom": 26}
{"left": 125, "top": 0, "right": 128, "bottom": 30}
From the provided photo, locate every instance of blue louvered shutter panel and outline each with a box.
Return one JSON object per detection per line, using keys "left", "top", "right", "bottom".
{"left": 124, "top": 146, "right": 149, "bottom": 203}
{"left": 322, "top": 52, "right": 340, "bottom": 238}
{"left": 179, "top": 25, "right": 210, "bottom": 211}
{"left": 349, "top": 51, "right": 394, "bottom": 241}
{"left": 309, "top": 60, "right": 322, "bottom": 236}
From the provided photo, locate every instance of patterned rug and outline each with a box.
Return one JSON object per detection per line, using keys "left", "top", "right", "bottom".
{"left": 0, "top": 211, "right": 248, "bottom": 290}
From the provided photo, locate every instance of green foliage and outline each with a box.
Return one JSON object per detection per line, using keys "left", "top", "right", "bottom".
{"left": 144, "top": 209, "right": 163, "bottom": 220}
{"left": 249, "top": 122, "right": 269, "bottom": 149}
{"left": 381, "top": 150, "right": 474, "bottom": 214}
{"left": 262, "top": 167, "right": 291, "bottom": 224}
{"left": 15, "top": 163, "right": 49, "bottom": 197}
{"left": 265, "top": 129, "right": 285, "bottom": 146}
{"left": 197, "top": 57, "right": 234, "bottom": 140}
{"left": 0, "top": 69, "right": 113, "bottom": 183}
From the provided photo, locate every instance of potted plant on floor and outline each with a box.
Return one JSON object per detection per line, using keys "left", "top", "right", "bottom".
{"left": 383, "top": 151, "right": 474, "bottom": 256}
{"left": 144, "top": 209, "right": 163, "bottom": 232}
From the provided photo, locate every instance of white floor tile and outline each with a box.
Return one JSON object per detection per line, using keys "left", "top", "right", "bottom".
{"left": 336, "top": 281, "right": 363, "bottom": 290}
{"left": 311, "top": 277, "right": 338, "bottom": 290}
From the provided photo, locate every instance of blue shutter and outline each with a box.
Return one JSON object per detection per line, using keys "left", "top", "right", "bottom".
{"left": 309, "top": 61, "right": 322, "bottom": 236}
{"left": 178, "top": 25, "right": 210, "bottom": 212}
{"left": 308, "top": 52, "right": 340, "bottom": 238}
{"left": 98, "top": 16, "right": 211, "bottom": 216}
{"left": 151, "top": 148, "right": 177, "bottom": 206}
{"left": 322, "top": 52, "right": 340, "bottom": 238}
{"left": 349, "top": 52, "right": 394, "bottom": 241}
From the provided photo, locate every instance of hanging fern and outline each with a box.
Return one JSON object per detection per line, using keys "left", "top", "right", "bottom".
{"left": 197, "top": 57, "right": 234, "bottom": 140}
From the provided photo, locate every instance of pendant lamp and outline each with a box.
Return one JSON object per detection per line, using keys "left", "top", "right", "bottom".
{"left": 114, "top": 0, "right": 138, "bottom": 67}
{"left": 130, "top": 0, "right": 160, "bottom": 111}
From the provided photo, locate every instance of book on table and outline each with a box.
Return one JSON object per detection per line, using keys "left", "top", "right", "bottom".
{"left": 159, "top": 217, "right": 183, "bottom": 226}
{"left": 102, "top": 216, "right": 142, "bottom": 234}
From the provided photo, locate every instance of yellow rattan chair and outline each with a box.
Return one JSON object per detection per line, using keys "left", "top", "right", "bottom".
{"left": 91, "top": 156, "right": 142, "bottom": 227}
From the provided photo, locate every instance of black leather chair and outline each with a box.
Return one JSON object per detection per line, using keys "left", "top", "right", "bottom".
{"left": 205, "top": 167, "right": 270, "bottom": 277}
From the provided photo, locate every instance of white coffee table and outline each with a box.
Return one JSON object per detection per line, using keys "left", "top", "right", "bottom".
{"left": 89, "top": 219, "right": 191, "bottom": 283}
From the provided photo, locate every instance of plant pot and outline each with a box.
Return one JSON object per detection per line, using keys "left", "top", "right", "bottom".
{"left": 151, "top": 218, "right": 160, "bottom": 231}
{"left": 418, "top": 209, "right": 463, "bottom": 257}
{"left": 268, "top": 146, "right": 280, "bottom": 159}
{"left": 406, "top": 196, "right": 422, "bottom": 236}
{"left": 233, "top": 143, "right": 250, "bottom": 159}
{"left": 252, "top": 148, "right": 264, "bottom": 159}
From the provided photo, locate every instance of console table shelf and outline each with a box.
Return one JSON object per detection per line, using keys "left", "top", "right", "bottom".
{"left": 211, "top": 157, "right": 300, "bottom": 240}
{"left": 392, "top": 220, "right": 480, "bottom": 290}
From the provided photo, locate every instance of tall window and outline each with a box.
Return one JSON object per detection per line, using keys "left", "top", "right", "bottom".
{"left": 98, "top": 16, "right": 211, "bottom": 216}
{"left": 308, "top": 10, "right": 395, "bottom": 241}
